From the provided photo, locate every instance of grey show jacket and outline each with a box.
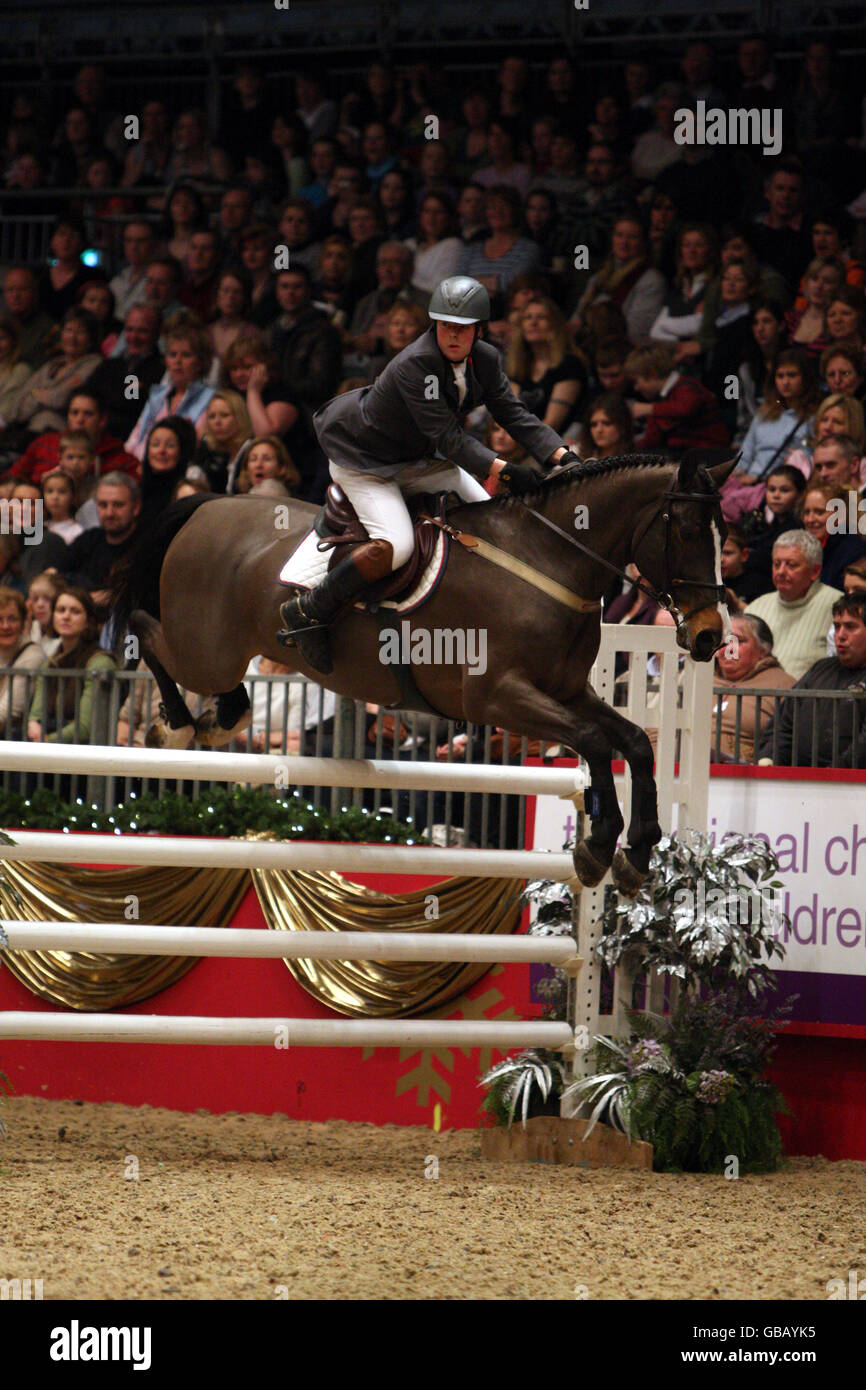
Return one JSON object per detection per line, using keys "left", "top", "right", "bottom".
{"left": 313, "top": 325, "right": 564, "bottom": 478}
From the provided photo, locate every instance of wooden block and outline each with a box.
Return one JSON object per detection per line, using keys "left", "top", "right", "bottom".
{"left": 480, "top": 1115, "right": 653, "bottom": 1169}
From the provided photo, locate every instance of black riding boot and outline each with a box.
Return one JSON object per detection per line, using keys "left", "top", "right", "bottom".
{"left": 277, "top": 539, "right": 394, "bottom": 674}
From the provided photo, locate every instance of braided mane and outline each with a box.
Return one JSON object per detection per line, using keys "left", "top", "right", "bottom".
{"left": 495, "top": 452, "right": 673, "bottom": 506}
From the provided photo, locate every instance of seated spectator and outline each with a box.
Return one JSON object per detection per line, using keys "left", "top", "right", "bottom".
{"left": 736, "top": 298, "right": 788, "bottom": 433}
{"left": 37, "top": 217, "right": 93, "bottom": 322}
{"left": 719, "top": 527, "right": 769, "bottom": 608}
{"left": 627, "top": 343, "right": 730, "bottom": 455}
{"left": 573, "top": 216, "right": 667, "bottom": 346}
{"left": 6, "top": 481, "right": 68, "bottom": 581}
{"left": 742, "top": 464, "right": 808, "bottom": 592}
{"left": 649, "top": 223, "right": 718, "bottom": 348}
{"left": 376, "top": 167, "right": 416, "bottom": 241}
{"left": 757, "top": 592, "right": 866, "bottom": 768}
{"left": 63, "top": 473, "right": 142, "bottom": 608}
{"left": 352, "top": 302, "right": 428, "bottom": 384}
{"left": 239, "top": 655, "right": 336, "bottom": 754}
{"left": 121, "top": 98, "right": 171, "bottom": 190}
{"left": 238, "top": 225, "right": 279, "bottom": 328}
{"left": 750, "top": 159, "right": 812, "bottom": 293}
{"left": 3, "top": 266, "right": 57, "bottom": 369}
{"left": 313, "top": 235, "right": 357, "bottom": 332}
{"left": 345, "top": 242, "right": 427, "bottom": 361}
{"left": 132, "top": 258, "right": 184, "bottom": 347}
{"left": 842, "top": 559, "right": 866, "bottom": 594}
{"left": 456, "top": 182, "right": 489, "bottom": 246}
{"left": 722, "top": 347, "right": 819, "bottom": 521}
{"left": 233, "top": 434, "right": 300, "bottom": 495}
{"left": 573, "top": 391, "right": 634, "bottom": 459}
{"left": 523, "top": 188, "right": 559, "bottom": 273}
{"left": 630, "top": 82, "right": 687, "bottom": 184}
{"left": 507, "top": 296, "right": 587, "bottom": 434}
{"left": 78, "top": 280, "right": 120, "bottom": 356}
{"left": 606, "top": 565, "right": 659, "bottom": 626}
{"left": 87, "top": 304, "right": 164, "bottom": 440}
{"left": 9, "top": 390, "right": 139, "bottom": 487}
{"left": 486, "top": 272, "right": 552, "bottom": 353}
{"left": 645, "top": 189, "right": 679, "bottom": 282}
{"left": 297, "top": 136, "right": 339, "bottom": 212}
{"left": 785, "top": 396, "right": 864, "bottom": 480}
{"left": 592, "top": 338, "right": 632, "bottom": 398}
{"left": 190, "top": 390, "right": 252, "bottom": 494}
{"left": 276, "top": 198, "right": 322, "bottom": 277}
{"left": 42, "top": 467, "right": 83, "bottom": 543}
{"left": 713, "top": 613, "right": 795, "bottom": 762}
{"left": 810, "top": 434, "right": 865, "bottom": 490}
{"left": 267, "top": 266, "right": 342, "bottom": 412}
{"left": 24, "top": 570, "right": 62, "bottom": 657}
{"left": 208, "top": 269, "right": 256, "bottom": 367}
{"left": 451, "top": 88, "right": 490, "bottom": 183}
{"left": 221, "top": 332, "right": 299, "bottom": 441}
{"left": 164, "top": 108, "right": 230, "bottom": 186}
{"left": 0, "top": 585, "right": 45, "bottom": 737}
{"left": 405, "top": 193, "right": 462, "bottom": 295}
{"left": 109, "top": 220, "right": 155, "bottom": 320}
{"left": 785, "top": 256, "right": 841, "bottom": 356}
{"left": 802, "top": 480, "right": 866, "bottom": 590}
{"left": 345, "top": 197, "right": 385, "bottom": 298}
{"left": 139, "top": 416, "right": 197, "bottom": 528}
{"left": 27, "top": 586, "right": 116, "bottom": 745}
{"left": 217, "top": 182, "right": 256, "bottom": 254}
{"left": 701, "top": 258, "right": 759, "bottom": 425}
{"left": 320, "top": 159, "right": 365, "bottom": 236}
{"left": 457, "top": 184, "right": 541, "bottom": 310}
{"left": 825, "top": 286, "right": 866, "bottom": 349}
{"left": 4, "top": 307, "right": 102, "bottom": 440}
{"left": 531, "top": 129, "right": 581, "bottom": 205}
{"left": 473, "top": 118, "right": 531, "bottom": 202}
{"left": 125, "top": 321, "right": 215, "bottom": 459}
{"left": 361, "top": 120, "right": 397, "bottom": 191}
{"left": 745, "top": 530, "right": 842, "bottom": 680}
{"left": 0, "top": 315, "right": 33, "bottom": 430}
{"left": 177, "top": 227, "right": 223, "bottom": 323}
{"left": 162, "top": 183, "right": 208, "bottom": 266}
{"left": 820, "top": 341, "right": 866, "bottom": 403}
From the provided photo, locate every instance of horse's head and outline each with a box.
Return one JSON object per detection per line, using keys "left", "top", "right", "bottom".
{"left": 633, "top": 453, "right": 738, "bottom": 662}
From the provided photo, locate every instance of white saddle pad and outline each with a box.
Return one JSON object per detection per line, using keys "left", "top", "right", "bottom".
{"left": 278, "top": 526, "right": 447, "bottom": 614}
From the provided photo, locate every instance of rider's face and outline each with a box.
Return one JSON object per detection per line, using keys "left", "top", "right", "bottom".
{"left": 436, "top": 320, "right": 476, "bottom": 362}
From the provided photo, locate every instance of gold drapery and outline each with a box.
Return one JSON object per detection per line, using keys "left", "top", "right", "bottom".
{"left": 252, "top": 869, "right": 523, "bottom": 1017}
{"left": 0, "top": 863, "right": 248, "bottom": 1009}
{"left": 0, "top": 862, "right": 524, "bottom": 1017}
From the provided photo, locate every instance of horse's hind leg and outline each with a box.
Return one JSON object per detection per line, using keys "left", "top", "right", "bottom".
{"left": 131, "top": 610, "right": 197, "bottom": 750}
{"left": 194, "top": 684, "right": 251, "bottom": 748}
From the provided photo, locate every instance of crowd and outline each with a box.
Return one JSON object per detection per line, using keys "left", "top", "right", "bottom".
{"left": 0, "top": 40, "right": 866, "bottom": 765}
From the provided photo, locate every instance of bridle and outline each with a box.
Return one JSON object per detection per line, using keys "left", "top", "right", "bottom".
{"left": 520, "top": 465, "right": 727, "bottom": 642}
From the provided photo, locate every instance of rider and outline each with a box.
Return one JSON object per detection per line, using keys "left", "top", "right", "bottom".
{"left": 278, "top": 274, "right": 580, "bottom": 672}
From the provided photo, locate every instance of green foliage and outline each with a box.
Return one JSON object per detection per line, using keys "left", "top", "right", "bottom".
{"left": 0, "top": 785, "right": 417, "bottom": 843}
{"left": 479, "top": 1049, "right": 566, "bottom": 1128}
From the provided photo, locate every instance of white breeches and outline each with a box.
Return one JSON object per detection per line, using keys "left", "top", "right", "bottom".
{"left": 328, "top": 460, "right": 490, "bottom": 569}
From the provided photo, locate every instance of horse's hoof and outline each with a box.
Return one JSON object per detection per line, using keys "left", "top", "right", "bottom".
{"left": 194, "top": 709, "right": 251, "bottom": 748}
{"left": 145, "top": 721, "right": 195, "bottom": 750}
{"left": 573, "top": 841, "right": 610, "bottom": 889}
{"left": 611, "top": 848, "right": 647, "bottom": 898}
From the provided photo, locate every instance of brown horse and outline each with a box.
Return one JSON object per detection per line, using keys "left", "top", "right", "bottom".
{"left": 110, "top": 452, "right": 736, "bottom": 894}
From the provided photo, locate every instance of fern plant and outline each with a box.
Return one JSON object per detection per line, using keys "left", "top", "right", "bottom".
{"left": 479, "top": 1050, "right": 567, "bottom": 1129}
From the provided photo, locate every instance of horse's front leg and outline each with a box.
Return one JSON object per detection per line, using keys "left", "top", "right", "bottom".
{"left": 574, "top": 687, "right": 662, "bottom": 895}
{"left": 462, "top": 672, "right": 622, "bottom": 889}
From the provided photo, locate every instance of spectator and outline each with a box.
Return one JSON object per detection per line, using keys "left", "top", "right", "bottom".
{"left": 276, "top": 198, "right": 322, "bottom": 277}
{"left": 3, "top": 267, "right": 57, "bottom": 369}
{"left": 345, "top": 242, "right": 427, "bottom": 360}
{"left": 575, "top": 392, "right": 635, "bottom": 459}
{"left": 630, "top": 82, "right": 687, "bottom": 184}
{"left": 37, "top": 217, "right": 93, "bottom": 322}
{"left": 825, "top": 287, "right": 866, "bottom": 348}
{"left": 63, "top": 473, "right": 141, "bottom": 605}
{"left": 735, "top": 297, "right": 789, "bottom": 438}
{"left": 456, "top": 182, "right": 489, "bottom": 246}
{"left": 267, "top": 266, "right": 342, "bottom": 411}
{"left": 723, "top": 347, "right": 819, "bottom": 519}
{"left": 51, "top": 105, "right": 101, "bottom": 188}
{"left": 164, "top": 108, "right": 230, "bottom": 185}
{"left": 6, "top": 481, "right": 68, "bottom": 581}
{"left": 820, "top": 341, "right": 866, "bottom": 403}
{"left": 162, "top": 183, "right": 207, "bottom": 265}
{"left": 524, "top": 188, "right": 559, "bottom": 273}
{"left": 321, "top": 159, "right": 365, "bottom": 236}
{"left": 0, "top": 316, "right": 33, "bottom": 430}
{"left": 573, "top": 216, "right": 666, "bottom": 345}
{"left": 27, "top": 586, "right": 116, "bottom": 744}
{"left": 125, "top": 322, "right": 215, "bottom": 459}
{"left": 78, "top": 280, "right": 119, "bottom": 356}
{"left": 650, "top": 223, "right": 718, "bottom": 349}
{"left": 801, "top": 479, "right": 866, "bottom": 589}
{"left": 376, "top": 167, "right": 416, "bottom": 241}
{"left": 785, "top": 256, "right": 842, "bottom": 356}
{"left": 474, "top": 119, "right": 531, "bottom": 201}
{"left": 810, "top": 433, "right": 865, "bottom": 489}
{"left": 4, "top": 307, "right": 102, "bottom": 439}
{"left": 507, "top": 296, "right": 587, "bottom": 434}
{"left": 0, "top": 585, "right": 45, "bottom": 738}
{"left": 313, "top": 235, "right": 357, "bottom": 331}
{"left": 295, "top": 70, "right": 338, "bottom": 144}
{"left": 493, "top": 53, "right": 530, "bottom": 128}
{"left": 680, "top": 38, "right": 727, "bottom": 109}
{"left": 138, "top": 416, "right": 197, "bottom": 528}
{"left": 121, "top": 98, "right": 171, "bottom": 189}
{"left": 208, "top": 269, "right": 256, "bottom": 365}
{"left": 190, "top": 390, "right": 252, "bottom": 494}
{"left": 605, "top": 564, "right": 659, "bottom": 626}
{"left": 109, "top": 221, "right": 155, "bottom": 320}
{"left": 238, "top": 225, "right": 279, "bottom": 327}
{"left": 297, "top": 137, "right": 339, "bottom": 212}
{"left": 702, "top": 258, "right": 760, "bottom": 424}
{"left": 87, "top": 303, "right": 164, "bottom": 440}
{"left": 758, "top": 592, "right": 866, "bottom": 767}
{"left": 719, "top": 526, "right": 768, "bottom": 608}
{"left": 135, "top": 257, "right": 184, "bottom": 341}
{"left": 221, "top": 332, "right": 300, "bottom": 441}
{"left": 233, "top": 434, "right": 300, "bottom": 495}
{"left": 457, "top": 184, "right": 541, "bottom": 309}
{"left": 627, "top": 343, "right": 730, "bottom": 455}
{"left": 24, "top": 570, "right": 62, "bottom": 656}
{"left": 713, "top": 612, "right": 795, "bottom": 761}
{"left": 115, "top": 658, "right": 212, "bottom": 747}
{"left": 177, "top": 227, "right": 223, "bottom": 323}
{"left": 751, "top": 159, "right": 811, "bottom": 291}
{"left": 843, "top": 559, "right": 866, "bottom": 594}
{"left": 745, "top": 529, "right": 842, "bottom": 680}
{"left": 554, "top": 143, "right": 634, "bottom": 284}
{"left": 593, "top": 338, "right": 632, "bottom": 397}
{"left": 531, "top": 130, "right": 581, "bottom": 204}
{"left": 268, "top": 113, "right": 308, "bottom": 201}
{"left": 217, "top": 184, "right": 256, "bottom": 255}
{"left": 356, "top": 301, "right": 427, "bottom": 381}
{"left": 539, "top": 55, "right": 580, "bottom": 130}
{"left": 41, "top": 467, "right": 83, "bottom": 542}
{"left": 742, "top": 464, "right": 808, "bottom": 592}
{"left": 405, "top": 193, "right": 462, "bottom": 295}
{"left": 361, "top": 121, "right": 397, "bottom": 191}
{"left": 345, "top": 197, "right": 385, "bottom": 297}
{"left": 10, "top": 389, "right": 140, "bottom": 486}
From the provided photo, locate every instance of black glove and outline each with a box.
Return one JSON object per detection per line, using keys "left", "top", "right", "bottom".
{"left": 557, "top": 449, "right": 581, "bottom": 469}
{"left": 500, "top": 462, "right": 539, "bottom": 495}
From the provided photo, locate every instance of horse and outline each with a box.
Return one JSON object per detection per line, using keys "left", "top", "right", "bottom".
{"left": 110, "top": 451, "right": 736, "bottom": 895}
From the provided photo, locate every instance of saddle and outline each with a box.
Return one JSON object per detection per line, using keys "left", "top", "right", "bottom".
{"left": 314, "top": 484, "right": 445, "bottom": 603}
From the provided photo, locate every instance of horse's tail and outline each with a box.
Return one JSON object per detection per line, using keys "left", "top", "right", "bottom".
{"left": 110, "top": 493, "right": 217, "bottom": 655}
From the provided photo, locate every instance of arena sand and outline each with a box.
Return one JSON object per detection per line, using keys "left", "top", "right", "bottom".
{"left": 2, "top": 1097, "right": 864, "bottom": 1300}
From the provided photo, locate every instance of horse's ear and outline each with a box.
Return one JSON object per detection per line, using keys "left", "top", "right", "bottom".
{"left": 676, "top": 451, "right": 702, "bottom": 488}
{"left": 706, "top": 454, "right": 740, "bottom": 489}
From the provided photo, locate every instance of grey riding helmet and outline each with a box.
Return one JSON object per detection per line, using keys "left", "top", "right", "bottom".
{"left": 428, "top": 276, "right": 491, "bottom": 324}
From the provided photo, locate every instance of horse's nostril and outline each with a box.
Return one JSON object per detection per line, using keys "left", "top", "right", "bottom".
{"left": 693, "top": 629, "right": 719, "bottom": 661}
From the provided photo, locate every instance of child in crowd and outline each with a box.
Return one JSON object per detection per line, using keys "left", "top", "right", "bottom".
{"left": 57, "top": 429, "right": 99, "bottom": 528}
{"left": 24, "top": 570, "right": 62, "bottom": 656}
{"left": 626, "top": 343, "right": 730, "bottom": 454}
{"left": 41, "top": 467, "right": 83, "bottom": 542}
{"left": 742, "top": 464, "right": 808, "bottom": 591}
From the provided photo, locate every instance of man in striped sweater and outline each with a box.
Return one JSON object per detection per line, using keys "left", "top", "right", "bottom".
{"left": 745, "top": 531, "right": 842, "bottom": 681}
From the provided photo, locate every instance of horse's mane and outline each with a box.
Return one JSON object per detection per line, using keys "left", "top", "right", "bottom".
{"left": 495, "top": 452, "right": 672, "bottom": 506}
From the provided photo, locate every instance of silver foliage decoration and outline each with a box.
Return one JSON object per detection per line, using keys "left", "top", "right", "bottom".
{"left": 480, "top": 1049, "right": 567, "bottom": 1129}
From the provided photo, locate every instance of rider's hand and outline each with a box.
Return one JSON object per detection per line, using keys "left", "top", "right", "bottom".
{"left": 499, "top": 461, "right": 540, "bottom": 496}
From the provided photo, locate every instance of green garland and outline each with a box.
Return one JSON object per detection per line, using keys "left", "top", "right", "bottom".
{"left": 0, "top": 785, "right": 418, "bottom": 843}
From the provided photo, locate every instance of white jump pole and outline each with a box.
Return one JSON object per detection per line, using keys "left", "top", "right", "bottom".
{"left": 0, "top": 831, "right": 575, "bottom": 880}
{"left": 0, "top": 740, "right": 586, "bottom": 798}
{"left": 0, "top": 920, "right": 581, "bottom": 967}
{"left": 0, "top": 1011, "right": 574, "bottom": 1049}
